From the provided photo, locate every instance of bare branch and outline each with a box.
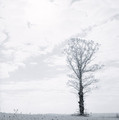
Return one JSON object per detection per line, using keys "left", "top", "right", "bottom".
{"left": 83, "top": 78, "right": 98, "bottom": 88}
{"left": 68, "top": 74, "right": 79, "bottom": 80}
{"left": 67, "top": 57, "right": 80, "bottom": 79}
{"left": 67, "top": 80, "right": 79, "bottom": 91}
{"left": 83, "top": 64, "right": 103, "bottom": 73}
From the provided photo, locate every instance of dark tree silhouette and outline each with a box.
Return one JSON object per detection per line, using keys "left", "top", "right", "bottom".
{"left": 64, "top": 37, "right": 103, "bottom": 115}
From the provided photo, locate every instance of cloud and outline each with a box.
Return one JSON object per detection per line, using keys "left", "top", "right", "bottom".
{"left": 49, "top": 0, "right": 55, "bottom": 3}
{"left": 70, "top": 0, "right": 81, "bottom": 5}
{"left": 29, "top": 62, "right": 38, "bottom": 65}
{"left": 44, "top": 55, "right": 66, "bottom": 67}
{"left": 0, "top": 74, "right": 68, "bottom": 94}
{"left": 105, "top": 60, "right": 119, "bottom": 68}
{"left": 0, "top": 62, "right": 25, "bottom": 79}
{"left": 0, "top": 0, "right": 119, "bottom": 80}
{"left": 0, "top": 0, "right": 119, "bottom": 114}
{"left": 0, "top": 2, "right": 53, "bottom": 78}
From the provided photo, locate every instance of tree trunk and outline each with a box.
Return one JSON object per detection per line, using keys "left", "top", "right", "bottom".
{"left": 78, "top": 90, "right": 84, "bottom": 115}
{"left": 78, "top": 70, "right": 84, "bottom": 115}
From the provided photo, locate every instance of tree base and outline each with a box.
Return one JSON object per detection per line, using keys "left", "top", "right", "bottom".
{"left": 72, "top": 113, "right": 89, "bottom": 117}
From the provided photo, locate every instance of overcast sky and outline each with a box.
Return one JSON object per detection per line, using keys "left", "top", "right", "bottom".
{"left": 0, "top": 0, "right": 119, "bottom": 114}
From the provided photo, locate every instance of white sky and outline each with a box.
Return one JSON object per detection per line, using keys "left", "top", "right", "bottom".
{"left": 0, "top": 0, "right": 119, "bottom": 114}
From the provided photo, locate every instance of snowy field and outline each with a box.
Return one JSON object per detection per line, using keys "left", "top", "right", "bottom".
{"left": 0, "top": 113, "right": 119, "bottom": 120}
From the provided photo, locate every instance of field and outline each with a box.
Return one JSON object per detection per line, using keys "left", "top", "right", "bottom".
{"left": 0, "top": 113, "right": 119, "bottom": 120}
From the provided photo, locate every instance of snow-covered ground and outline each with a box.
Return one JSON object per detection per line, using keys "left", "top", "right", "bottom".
{"left": 0, "top": 113, "right": 119, "bottom": 120}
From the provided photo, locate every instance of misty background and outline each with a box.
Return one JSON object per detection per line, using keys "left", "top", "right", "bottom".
{"left": 0, "top": 0, "right": 119, "bottom": 114}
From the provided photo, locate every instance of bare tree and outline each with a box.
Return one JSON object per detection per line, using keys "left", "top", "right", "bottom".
{"left": 64, "top": 37, "right": 103, "bottom": 115}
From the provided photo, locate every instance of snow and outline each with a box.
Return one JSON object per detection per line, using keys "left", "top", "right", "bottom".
{"left": 0, "top": 113, "right": 119, "bottom": 120}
